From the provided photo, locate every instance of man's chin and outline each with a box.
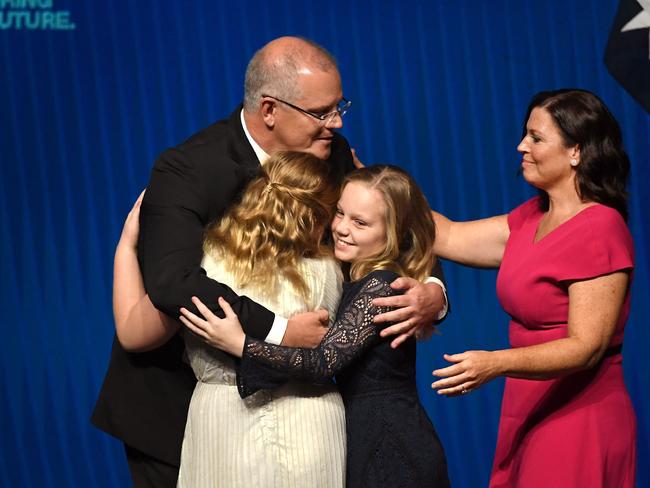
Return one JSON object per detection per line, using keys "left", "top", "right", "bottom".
{"left": 309, "top": 142, "right": 332, "bottom": 160}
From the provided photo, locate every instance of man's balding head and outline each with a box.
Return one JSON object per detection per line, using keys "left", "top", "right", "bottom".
{"left": 243, "top": 37, "right": 338, "bottom": 112}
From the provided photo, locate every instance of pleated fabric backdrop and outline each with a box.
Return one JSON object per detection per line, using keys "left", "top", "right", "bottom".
{"left": 1, "top": 0, "right": 648, "bottom": 486}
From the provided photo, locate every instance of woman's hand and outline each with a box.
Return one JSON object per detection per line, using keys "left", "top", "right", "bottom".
{"left": 118, "top": 190, "right": 145, "bottom": 250}
{"left": 431, "top": 350, "right": 502, "bottom": 396}
{"left": 179, "top": 296, "right": 246, "bottom": 357}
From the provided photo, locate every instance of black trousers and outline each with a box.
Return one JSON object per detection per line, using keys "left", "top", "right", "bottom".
{"left": 124, "top": 444, "right": 179, "bottom": 488}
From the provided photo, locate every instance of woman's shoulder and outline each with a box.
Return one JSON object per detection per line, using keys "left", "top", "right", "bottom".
{"left": 508, "top": 196, "right": 542, "bottom": 229}
{"left": 564, "top": 203, "right": 632, "bottom": 246}
{"left": 553, "top": 204, "right": 634, "bottom": 281}
{"left": 580, "top": 203, "right": 628, "bottom": 229}
{"left": 579, "top": 203, "right": 633, "bottom": 256}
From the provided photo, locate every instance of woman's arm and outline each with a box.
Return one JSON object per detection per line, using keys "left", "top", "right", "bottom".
{"left": 372, "top": 214, "right": 510, "bottom": 346}
{"left": 432, "top": 211, "right": 510, "bottom": 268}
{"left": 113, "top": 192, "right": 179, "bottom": 352}
{"left": 179, "top": 271, "right": 397, "bottom": 396}
{"left": 432, "top": 271, "right": 629, "bottom": 395}
{"left": 242, "top": 275, "right": 393, "bottom": 378}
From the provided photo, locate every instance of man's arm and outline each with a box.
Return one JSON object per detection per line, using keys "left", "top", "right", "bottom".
{"left": 139, "top": 147, "right": 275, "bottom": 340}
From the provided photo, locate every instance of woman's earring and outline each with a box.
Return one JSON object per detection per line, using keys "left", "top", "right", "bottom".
{"left": 570, "top": 158, "right": 578, "bottom": 167}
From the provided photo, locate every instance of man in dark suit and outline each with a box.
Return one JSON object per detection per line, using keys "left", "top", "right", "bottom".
{"left": 92, "top": 36, "right": 448, "bottom": 488}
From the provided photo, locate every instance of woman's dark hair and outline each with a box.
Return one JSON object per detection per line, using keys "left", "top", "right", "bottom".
{"left": 523, "top": 89, "right": 630, "bottom": 221}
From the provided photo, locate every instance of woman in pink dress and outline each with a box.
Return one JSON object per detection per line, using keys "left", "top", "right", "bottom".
{"left": 431, "top": 89, "right": 636, "bottom": 487}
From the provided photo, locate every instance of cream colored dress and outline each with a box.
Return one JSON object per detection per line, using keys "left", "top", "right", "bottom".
{"left": 177, "top": 251, "right": 346, "bottom": 488}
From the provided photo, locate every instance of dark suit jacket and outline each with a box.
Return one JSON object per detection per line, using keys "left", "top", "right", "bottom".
{"left": 91, "top": 106, "right": 356, "bottom": 466}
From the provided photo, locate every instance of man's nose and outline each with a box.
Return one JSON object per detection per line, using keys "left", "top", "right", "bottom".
{"left": 325, "top": 112, "right": 344, "bottom": 129}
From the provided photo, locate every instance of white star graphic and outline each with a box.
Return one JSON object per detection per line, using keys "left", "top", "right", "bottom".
{"left": 621, "top": 0, "right": 650, "bottom": 59}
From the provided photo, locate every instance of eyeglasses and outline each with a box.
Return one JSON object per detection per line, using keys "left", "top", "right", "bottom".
{"left": 262, "top": 94, "right": 352, "bottom": 125}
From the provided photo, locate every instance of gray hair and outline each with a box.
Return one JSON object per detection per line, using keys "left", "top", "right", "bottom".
{"left": 243, "top": 38, "right": 338, "bottom": 112}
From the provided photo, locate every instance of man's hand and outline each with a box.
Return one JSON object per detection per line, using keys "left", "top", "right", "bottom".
{"left": 351, "top": 148, "right": 364, "bottom": 169}
{"left": 282, "top": 309, "right": 329, "bottom": 347}
{"left": 372, "top": 278, "right": 446, "bottom": 348}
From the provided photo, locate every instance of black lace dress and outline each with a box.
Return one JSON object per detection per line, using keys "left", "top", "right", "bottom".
{"left": 237, "top": 269, "right": 451, "bottom": 487}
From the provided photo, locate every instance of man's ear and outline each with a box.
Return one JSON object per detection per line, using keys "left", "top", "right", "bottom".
{"left": 260, "top": 98, "right": 277, "bottom": 128}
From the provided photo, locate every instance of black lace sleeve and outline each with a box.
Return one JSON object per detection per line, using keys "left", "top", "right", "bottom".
{"left": 237, "top": 271, "right": 397, "bottom": 398}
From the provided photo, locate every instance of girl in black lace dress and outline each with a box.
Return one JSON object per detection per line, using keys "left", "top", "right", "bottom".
{"left": 181, "top": 165, "right": 451, "bottom": 487}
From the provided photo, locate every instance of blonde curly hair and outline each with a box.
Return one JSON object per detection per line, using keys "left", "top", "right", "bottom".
{"left": 204, "top": 151, "right": 339, "bottom": 303}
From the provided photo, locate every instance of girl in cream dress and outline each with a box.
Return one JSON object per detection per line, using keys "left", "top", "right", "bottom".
{"left": 112, "top": 152, "right": 346, "bottom": 488}
{"left": 178, "top": 251, "right": 346, "bottom": 488}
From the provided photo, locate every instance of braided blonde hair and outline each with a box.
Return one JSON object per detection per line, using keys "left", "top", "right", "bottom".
{"left": 204, "top": 151, "right": 338, "bottom": 302}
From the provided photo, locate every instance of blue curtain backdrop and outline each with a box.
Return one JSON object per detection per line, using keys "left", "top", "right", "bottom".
{"left": 1, "top": 0, "right": 648, "bottom": 486}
